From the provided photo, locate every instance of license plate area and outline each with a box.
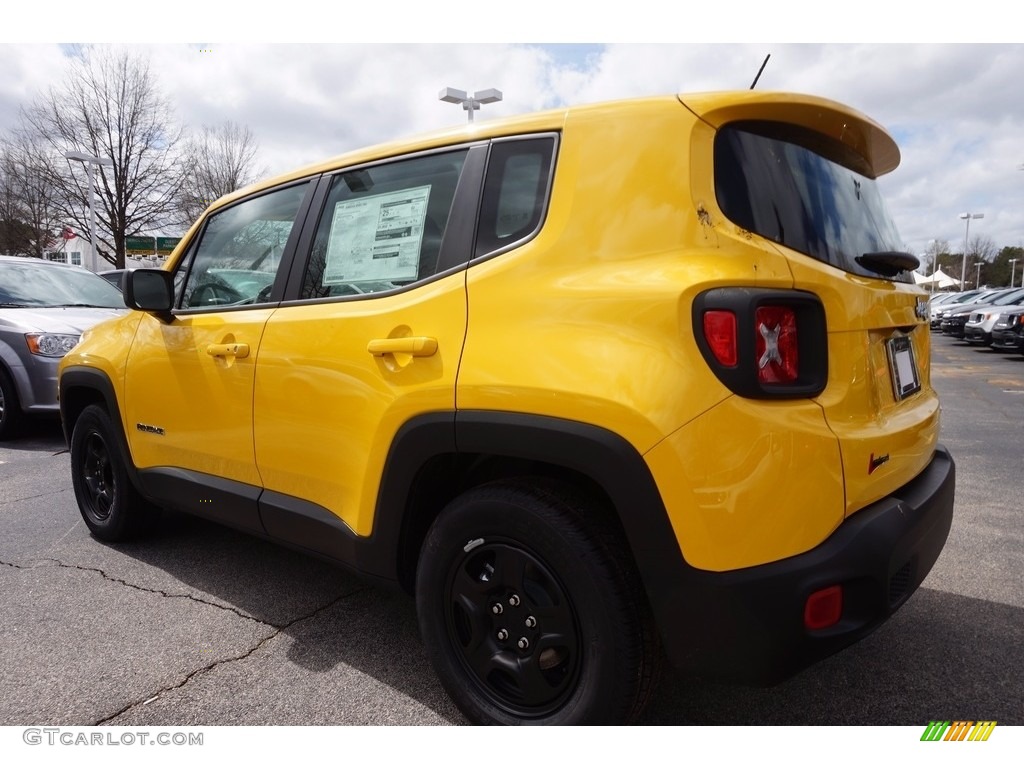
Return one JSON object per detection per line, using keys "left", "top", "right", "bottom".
{"left": 886, "top": 335, "right": 921, "bottom": 400}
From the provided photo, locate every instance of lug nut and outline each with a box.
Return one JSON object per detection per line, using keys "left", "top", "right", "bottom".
{"left": 509, "top": 594, "right": 521, "bottom": 607}
{"left": 517, "top": 637, "right": 530, "bottom": 650}
{"left": 497, "top": 629, "right": 509, "bottom": 641}
{"left": 525, "top": 616, "right": 537, "bottom": 628}
{"left": 491, "top": 603, "right": 503, "bottom": 615}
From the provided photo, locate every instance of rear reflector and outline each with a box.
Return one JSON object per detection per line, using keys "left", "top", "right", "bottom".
{"left": 804, "top": 585, "right": 843, "bottom": 630}
{"left": 703, "top": 310, "right": 738, "bottom": 367}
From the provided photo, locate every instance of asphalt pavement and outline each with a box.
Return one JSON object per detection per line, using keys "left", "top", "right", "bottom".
{"left": 0, "top": 334, "right": 1021, "bottom": 726}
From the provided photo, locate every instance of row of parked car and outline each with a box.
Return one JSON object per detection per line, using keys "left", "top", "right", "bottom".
{"left": 928, "top": 286, "right": 1024, "bottom": 353}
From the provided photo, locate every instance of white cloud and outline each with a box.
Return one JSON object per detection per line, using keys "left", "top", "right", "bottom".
{"left": 1, "top": 41, "right": 1022, "bottom": 256}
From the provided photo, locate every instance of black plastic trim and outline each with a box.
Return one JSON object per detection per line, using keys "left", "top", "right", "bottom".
{"left": 137, "top": 467, "right": 263, "bottom": 535}
{"left": 259, "top": 489, "right": 358, "bottom": 564}
{"left": 58, "top": 367, "right": 142, "bottom": 489}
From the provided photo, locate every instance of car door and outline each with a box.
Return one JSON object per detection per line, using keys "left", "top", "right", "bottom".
{"left": 123, "top": 181, "right": 314, "bottom": 531}
{"left": 252, "top": 145, "right": 484, "bottom": 554}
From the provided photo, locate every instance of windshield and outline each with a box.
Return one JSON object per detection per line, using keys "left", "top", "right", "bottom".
{"left": 991, "top": 287, "right": 1024, "bottom": 306}
{"left": 715, "top": 121, "right": 910, "bottom": 283}
{"left": 0, "top": 260, "right": 125, "bottom": 308}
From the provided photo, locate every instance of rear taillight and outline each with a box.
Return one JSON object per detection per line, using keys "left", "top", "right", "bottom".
{"left": 694, "top": 289, "right": 827, "bottom": 399}
{"left": 703, "top": 310, "right": 738, "bottom": 367}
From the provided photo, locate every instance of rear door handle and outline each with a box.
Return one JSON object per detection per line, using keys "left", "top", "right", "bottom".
{"left": 366, "top": 337, "right": 438, "bottom": 357}
{"left": 207, "top": 342, "right": 250, "bottom": 358}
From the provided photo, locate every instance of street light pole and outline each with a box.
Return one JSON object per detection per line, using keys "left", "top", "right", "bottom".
{"left": 958, "top": 212, "right": 983, "bottom": 290}
{"left": 1011, "top": 258, "right": 1020, "bottom": 288}
{"left": 65, "top": 151, "right": 114, "bottom": 272}
{"left": 439, "top": 87, "right": 503, "bottom": 123}
{"left": 974, "top": 261, "right": 983, "bottom": 289}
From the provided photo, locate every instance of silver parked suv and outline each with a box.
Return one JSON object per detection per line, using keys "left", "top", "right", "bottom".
{"left": 0, "top": 256, "right": 125, "bottom": 439}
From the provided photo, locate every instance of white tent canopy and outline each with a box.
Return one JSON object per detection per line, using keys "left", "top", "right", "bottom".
{"left": 915, "top": 268, "right": 961, "bottom": 290}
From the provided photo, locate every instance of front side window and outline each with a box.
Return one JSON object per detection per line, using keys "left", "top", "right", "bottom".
{"left": 178, "top": 182, "right": 310, "bottom": 309}
{"left": 301, "top": 150, "right": 469, "bottom": 299}
{"left": 715, "top": 121, "right": 910, "bottom": 283}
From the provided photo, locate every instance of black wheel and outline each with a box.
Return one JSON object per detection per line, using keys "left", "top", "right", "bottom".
{"left": 0, "top": 367, "right": 26, "bottom": 441}
{"left": 416, "top": 479, "right": 660, "bottom": 725}
{"left": 70, "top": 404, "right": 157, "bottom": 541}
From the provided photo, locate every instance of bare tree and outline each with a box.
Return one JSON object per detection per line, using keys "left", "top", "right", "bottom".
{"left": 968, "top": 234, "right": 997, "bottom": 264}
{"left": 18, "top": 47, "right": 188, "bottom": 268}
{"left": 922, "top": 238, "right": 951, "bottom": 275}
{"left": 177, "top": 121, "right": 265, "bottom": 224}
{"left": 0, "top": 137, "right": 61, "bottom": 259}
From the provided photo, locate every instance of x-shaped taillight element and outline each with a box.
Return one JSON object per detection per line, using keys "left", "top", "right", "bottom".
{"left": 758, "top": 322, "right": 782, "bottom": 369}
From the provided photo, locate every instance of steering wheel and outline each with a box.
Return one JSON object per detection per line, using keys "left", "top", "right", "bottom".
{"left": 190, "top": 281, "right": 245, "bottom": 307}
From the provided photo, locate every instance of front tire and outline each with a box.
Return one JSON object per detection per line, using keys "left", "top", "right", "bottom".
{"left": 70, "top": 404, "right": 157, "bottom": 541}
{"left": 0, "top": 367, "right": 26, "bottom": 441}
{"left": 416, "top": 479, "right": 659, "bottom": 725}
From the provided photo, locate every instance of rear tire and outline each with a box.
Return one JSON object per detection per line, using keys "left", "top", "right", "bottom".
{"left": 70, "top": 404, "right": 158, "bottom": 541}
{"left": 416, "top": 478, "right": 660, "bottom": 725}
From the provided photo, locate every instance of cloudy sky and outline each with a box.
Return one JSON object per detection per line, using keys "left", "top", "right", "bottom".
{"left": 2, "top": 3, "right": 1022, "bottom": 263}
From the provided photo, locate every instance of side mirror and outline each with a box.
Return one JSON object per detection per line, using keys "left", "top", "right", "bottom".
{"left": 124, "top": 269, "right": 174, "bottom": 321}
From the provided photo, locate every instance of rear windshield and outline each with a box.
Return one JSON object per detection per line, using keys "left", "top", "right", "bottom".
{"left": 715, "top": 121, "right": 910, "bottom": 283}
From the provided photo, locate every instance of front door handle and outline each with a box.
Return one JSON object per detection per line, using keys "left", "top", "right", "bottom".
{"left": 207, "top": 342, "right": 250, "bottom": 358}
{"left": 367, "top": 337, "right": 438, "bottom": 357}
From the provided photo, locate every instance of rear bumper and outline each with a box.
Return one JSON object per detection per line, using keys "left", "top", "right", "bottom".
{"left": 657, "top": 446, "right": 955, "bottom": 684}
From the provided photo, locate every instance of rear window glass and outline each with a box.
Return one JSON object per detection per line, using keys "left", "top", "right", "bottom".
{"left": 301, "top": 149, "right": 469, "bottom": 299}
{"left": 474, "top": 136, "right": 555, "bottom": 258}
{"left": 715, "top": 121, "right": 910, "bottom": 283}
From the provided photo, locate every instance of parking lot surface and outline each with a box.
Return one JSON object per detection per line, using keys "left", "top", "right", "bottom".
{"left": 1, "top": 334, "right": 1021, "bottom": 725}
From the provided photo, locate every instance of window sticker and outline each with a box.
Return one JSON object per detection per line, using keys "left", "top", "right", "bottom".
{"left": 323, "top": 185, "right": 431, "bottom": 285}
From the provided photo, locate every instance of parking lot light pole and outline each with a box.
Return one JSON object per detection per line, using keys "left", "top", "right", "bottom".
{"left": 959, "top": 212, "right": 984, "bottom": 290}
{"left": 974, "top": 262, "right": 983, "bottom": 289}
{"left": 439, "top": 87, "right": 503, "bottom": 123}
{"left": 65, "top": 151, "right": 114, "bottom": 272}
{"left": 1010, "top": 258, "right": 1019, "bottom": 288}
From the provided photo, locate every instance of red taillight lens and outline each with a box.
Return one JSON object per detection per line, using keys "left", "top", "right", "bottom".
{"left": 703, "top": 310, "right": 738, "bottom": 367}
{"left": 755, "top": 306, "right": 798, "bottom": 384}
{"left": 804, "top": 585, "right": 843, "bottom": 630}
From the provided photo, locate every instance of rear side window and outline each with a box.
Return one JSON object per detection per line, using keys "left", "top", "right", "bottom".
{"left": 715, "top": 121, "right": 910, "bottom": 283}
{"left": 301, "top": 149, "right": 469, "bottom": 299}
{"left": 474, "top": 136, "right": 555, "bottom": 258}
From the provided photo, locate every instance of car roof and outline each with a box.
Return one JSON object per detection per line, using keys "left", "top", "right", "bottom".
{"left": 202, "top": 90, "right": 899, "bottom": 214}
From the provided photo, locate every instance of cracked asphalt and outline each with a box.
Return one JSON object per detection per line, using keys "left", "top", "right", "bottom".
{"left": 0, "top": 334, "right": 1021, "bottom": 726}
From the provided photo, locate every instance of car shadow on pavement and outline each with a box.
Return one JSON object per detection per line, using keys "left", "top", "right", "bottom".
{"left": 95, "top": 513, "right": 1023, "bottom": 725}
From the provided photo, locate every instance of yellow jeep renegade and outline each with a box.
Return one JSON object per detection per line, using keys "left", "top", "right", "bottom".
{"left": 59, "top": 91, "right": 955, "bottom": 725}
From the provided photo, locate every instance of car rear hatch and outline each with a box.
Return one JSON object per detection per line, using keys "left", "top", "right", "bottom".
{"left": 685, "top": 92, "right": 940, "bottom": 520}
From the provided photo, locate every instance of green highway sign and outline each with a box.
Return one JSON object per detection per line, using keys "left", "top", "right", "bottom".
{"left": 156, "top": 237, "right": 182, "bottom": 255}
{"left": 124, "top": 236, "right": 155, "bottom": 255}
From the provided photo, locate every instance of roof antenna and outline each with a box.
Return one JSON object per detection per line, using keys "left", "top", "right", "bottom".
{"left": 750, "top": 54, "right": 770, "bottom": 90}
